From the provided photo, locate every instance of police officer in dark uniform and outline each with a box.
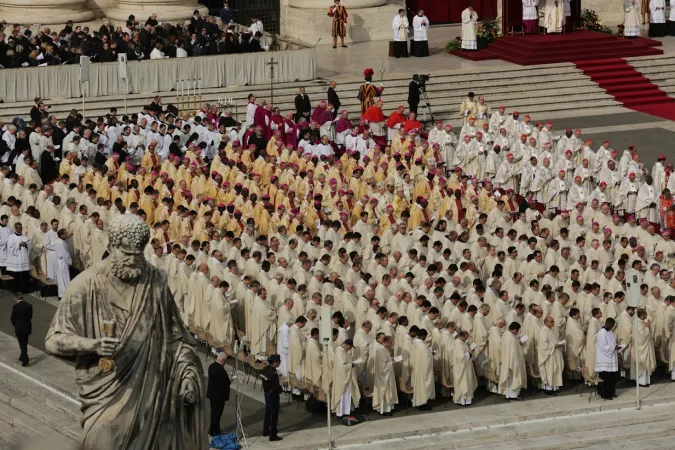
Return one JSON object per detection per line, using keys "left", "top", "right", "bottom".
{"left": 261, "top": 354, "right": 283, "bottom": 441}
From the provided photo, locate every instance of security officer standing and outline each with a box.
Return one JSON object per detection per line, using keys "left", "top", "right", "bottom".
{"left": 261, "top": 354, "right": 283, "bottom": 441}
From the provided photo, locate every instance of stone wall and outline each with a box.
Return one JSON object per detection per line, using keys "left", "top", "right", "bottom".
{"left": 281, "top": 0, "right": 405, "bottom": 44}
{"left": 583, "top": 0, "right": 625, "bottom": 26}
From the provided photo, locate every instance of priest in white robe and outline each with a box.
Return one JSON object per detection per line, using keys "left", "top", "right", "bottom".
{"left": 523, "top": 0, "right": 539, "bottom": 33}
{"left": 209, "top": 281, "right": 235, "bottom": 350}
{"left": 499, "top": 322, "right": 527, "bottom": 399}
{"left": 6, "top": 223, "right": 30, "bottom": 293}
{"left": 410, "top": 329, "right": 435, "bottom": 409}
{"left": 565, "top": 308, "right": 585, "bottom": 378}
{"left": 304, "top": 328, "right": 323, "bottom": 390}
{"left": 649, "top": 0, "right": 667, "bottom": 36}
{"left": 392, "top": 9, "right": 409, "bottom": 58}
{"left": 372, "top": 336, "right": 398, "bottom": 415}
{"left": 543, "top": 0, "right": 564, "bottom": 33}
{"left": 332, "top": 339, "right": 361, "bottom": 417}
{"left": 538, "top": 316, "right": 564, "bottom": 393}
{"left": 595, "top": 317, "right": 620, "bottom": 399}
{"left": 632, "top": 309, "right": 656, "bottom": 385}
{"left": 411, "top": 10, "right": 430, "bottom": 57}
{"left": 461, "top": 7, "right": 478, "bottom": 50}
{"left": 50, "top": 229, "right": 72, "bottom": 299}
{"left": 250, "top": 289, "right": 277, "bottom": 358}
{"left": 636, "top": 176, "right": 658, "bottom": 223}
{"left": 624, "top": 0, "right": 642, "bottom": 37}
{"left": 452, "top": 330, "right": 478, "bottom": 405}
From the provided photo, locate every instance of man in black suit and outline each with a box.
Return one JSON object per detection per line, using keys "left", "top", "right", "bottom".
{"left": 207, "top": 352, "right": 231, "bottom": 436}
{"left": 408, "top": 75, "right": 421, "bottom": 115}
{"left": 327, "top": 80, "right": 340, "bottom": 119}
{"left": 294, "top": 87, "right": 311, "bottom": 122}
{"left": 39, "top": 145, "right": 58, "bottom": 185}
{"left": 10, "top": 293, "right": 32, "bottom": 367}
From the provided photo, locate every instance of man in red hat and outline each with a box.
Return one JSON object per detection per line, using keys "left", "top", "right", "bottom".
{"left": 548, "top": 168, "right": 569, "bottom": 213}
{"left": 386, "top": 105, "right": 407, "bottom": 142}
{"left": 520, "top": 156, "right": 538, "bottom": 196}
{"left": 619, "top": 171, "right": 640, "bottom": 217}
{"left": 488, "top": 105, "right": 507, "bottom": 134}
{"left": 537, "top": 121, "right": 554, "bottom": 150}
{"left": 358, "top": 68, "right": 384, "bottom": 115}
{"left": 459, "top": 116, "right": 478, "bottom": 141}
{"left": 594, "top": 140, "right": 613, "bottom": 176}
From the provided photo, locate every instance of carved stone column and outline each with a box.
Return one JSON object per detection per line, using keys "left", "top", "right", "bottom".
{"left": 0, "top": 0, "right": 94, "bottom": 24}
{"left": 106, "top": 0, "right": 206, "bottom": 22}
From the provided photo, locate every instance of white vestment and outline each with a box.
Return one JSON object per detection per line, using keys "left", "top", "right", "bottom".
{"left": 461, "top": 9, "right": 478, "bottom": 49}
{"left": 543, "top": 0, "right": 565, "bottom": 33}
{"left": 523, "top": 0, "right": 539, "bottom": 19}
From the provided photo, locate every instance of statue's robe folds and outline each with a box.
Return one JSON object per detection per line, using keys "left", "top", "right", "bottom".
{"left": 46, "top": 260, "right": 207, "bottom": 450}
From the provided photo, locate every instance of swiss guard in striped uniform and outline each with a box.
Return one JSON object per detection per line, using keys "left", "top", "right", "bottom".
{"left": 358, "top": 68, "right": 385, "bottom": 116}
{"left": 328, "top": 0, "right": 349, "bottom": 48}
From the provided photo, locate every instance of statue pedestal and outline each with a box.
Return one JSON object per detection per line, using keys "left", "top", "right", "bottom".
{"left": 0, "top": 0, "right": 94, "bottom": 24}
{"left": 105, "top": 0, "right": 206, "bottom": 21}
{"left": 281, "top": 0, "right": 404, "bottom": 44}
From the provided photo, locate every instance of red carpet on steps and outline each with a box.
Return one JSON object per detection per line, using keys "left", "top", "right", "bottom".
{"left": 449, "top": 31, "right": 663, "bottom": 65}
{"left": 575, "top": 58, "right": 675, "bottom": 121}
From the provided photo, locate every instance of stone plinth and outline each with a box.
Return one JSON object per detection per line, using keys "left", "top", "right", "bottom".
{"left": 0, "top": 0, "right": 94, "bottom": 24}
{"left": 105, "top": 0, "right": 206, "bottom": 21}
{"left": 281, "top": 0, "right": 404, "bottom": 44}
{"left": 583, "top": 0, "right": 625, "bottom": 26}
{"left": 289, "top": 0, "right": 386, "bottom": 7}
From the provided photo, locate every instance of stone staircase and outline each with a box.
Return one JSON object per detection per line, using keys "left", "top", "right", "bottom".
{"left": 0, "top": 362, "right": 80, "bottom": 448}
{"left": 0, "top": 63, "right": 620, "bottom": 128}
{"left": 628, "top": 54, "right": 675, "bottom": 99}
{"left": 328, "top": 403, "right": 675, "bottom": 450}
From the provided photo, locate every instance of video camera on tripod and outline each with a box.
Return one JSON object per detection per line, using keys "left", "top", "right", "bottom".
{"left": 415, "top": 73, "right": 430, "bottom": 91}
{"left": 411, "top": 74, "right": 434, "bottom": 124}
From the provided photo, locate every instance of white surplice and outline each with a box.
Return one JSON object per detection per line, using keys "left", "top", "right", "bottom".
{"left": 523, "top": 0, "right": 539, "bottom": 20}
{"left": 412, "top": 15, "right": 429, "bottom": 41}
{"left": 461, "top": 9, "right": 478, "bottom": 49}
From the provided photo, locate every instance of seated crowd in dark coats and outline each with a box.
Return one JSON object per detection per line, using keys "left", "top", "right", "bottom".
{"left": 0, "top": 11, "right": 266, "bottom": 69}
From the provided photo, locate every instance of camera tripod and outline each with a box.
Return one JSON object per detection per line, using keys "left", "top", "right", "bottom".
{"left": 418, "top": 87, "right": 435, "bottom": 128}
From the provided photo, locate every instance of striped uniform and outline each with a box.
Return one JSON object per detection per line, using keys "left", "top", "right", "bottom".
{"left": 328, "top": 5, "right": 348, "bottom": 38}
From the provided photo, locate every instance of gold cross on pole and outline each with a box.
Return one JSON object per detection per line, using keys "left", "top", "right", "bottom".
{"left": 267, "top": 57, "right": 278, "bottom": 105}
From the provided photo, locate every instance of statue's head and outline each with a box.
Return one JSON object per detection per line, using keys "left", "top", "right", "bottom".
{"left": 108, "top": 214, "right": 151, "bottom": 280}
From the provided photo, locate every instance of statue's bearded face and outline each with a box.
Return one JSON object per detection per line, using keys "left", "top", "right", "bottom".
{"left": 110, "top": 249, "right": 148, "bottom": 281}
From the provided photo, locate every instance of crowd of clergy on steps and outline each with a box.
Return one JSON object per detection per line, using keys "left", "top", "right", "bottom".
{"left": 4, "top": 86, "right": 675, "bottom": 416}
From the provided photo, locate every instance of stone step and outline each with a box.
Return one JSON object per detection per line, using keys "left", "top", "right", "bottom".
{"left": 10, "top": 396, "right": 81, "bottom": 441}
{"left": 0, "top": 63, "right": 583, "bottom": 108}
{"left": 334, "top": 404, "right": 675, "bottom": 450}
{"left": 0, "top": 71, "right": 596, "bottom": 110}
{"left": 583, "top": 434, "right": 675, "bottom": 450}
{"left": 0, "top": 401, "right": 77, "bottom": 447}
{"left": 0, "top": 84, "right": 607, "bottom": 122}
{"left": 0, "top": 365, "right": 80, "bottom": 421}
{"left": 0, "top": 418, "right": 20, "bottom": 445}
{"left": 0, "top": 61, "right": 597, "bottom": 123}
{"left": 0, "top": 364, "right": 81, "bottom": 443}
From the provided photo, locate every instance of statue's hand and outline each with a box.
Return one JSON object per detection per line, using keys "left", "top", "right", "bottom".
{"left": 93, "top": 337, "right": 121, "bottom": 357}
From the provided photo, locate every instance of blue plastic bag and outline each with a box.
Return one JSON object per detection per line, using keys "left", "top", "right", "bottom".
{"left": 211, "top": 433, "right": 241, "bottom": 450}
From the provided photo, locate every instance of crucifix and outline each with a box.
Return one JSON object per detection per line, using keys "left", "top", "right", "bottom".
{"left": 267, "top": 57, "right": 278, "bottom": 105}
